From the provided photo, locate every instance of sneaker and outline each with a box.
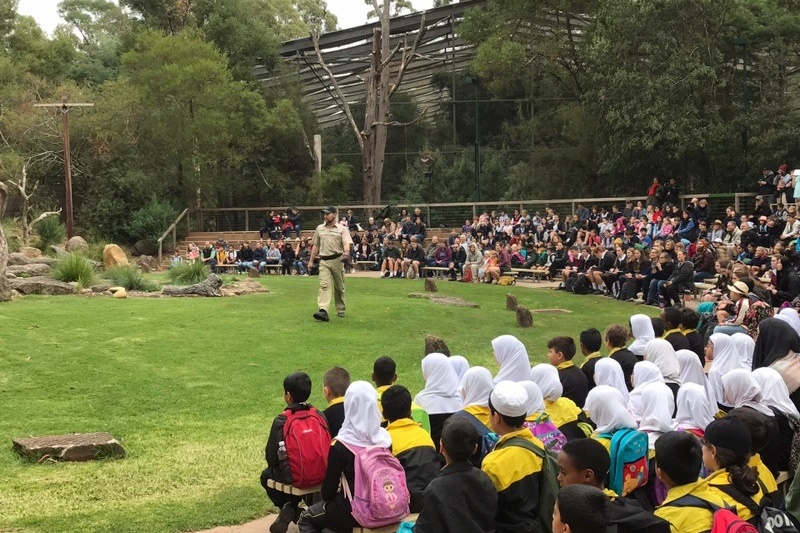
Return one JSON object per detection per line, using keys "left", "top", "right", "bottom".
{"left": 338, "top": 311, "right": 345, "bottom": 318}
{"left": 270, "top": 504, "right": 296, "bottom": 533}
{"left": 313, "top": 309, "right": 329, "bottom": 321}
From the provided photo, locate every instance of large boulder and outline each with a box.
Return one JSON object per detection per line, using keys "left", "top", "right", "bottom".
{"left": 19, "top": 246, "right": 42, "bottom": 259}
{"left": 103, "top": 244, "right": 129, "bottom": 269}
{"left": 133, "top": 240, "right": 158, "bottom": 257}
{"left": 136, "top": 255, "right": 159, "bottom": 273}
{"left": 7, "top": 253, "right": 56, "bottom": 266}
{"left": 10, "top": 278, "right": 76, "bottom": 295}
{"left": 12, "top": 432, "right": 126, "bottom": 462}
{"left": 7, "top": 263, "right": 52, "bottom": 277}
{"left": 65, "top": 236, "right": 89, "bottom": 253}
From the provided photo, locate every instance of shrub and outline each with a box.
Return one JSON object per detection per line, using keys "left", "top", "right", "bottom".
{"left": 85, "top": 240, "right": 110, "bottom": 264}
{"left": 35, "top": 215, "right": 66, "bottom": 252}
{"left": 2, "top": 218, "right": 21, "bottom": 253}
{"left": 104, "top": 266, "right": 159, "bottom": 292}
{"left": 166, "top": 261, "right": 209, "bottom": 285}
{"left": 127, "top": 198, "right": 180, "bottom": 244}
{"left": 52, "top": 253, "right": 96, "bottom": 287}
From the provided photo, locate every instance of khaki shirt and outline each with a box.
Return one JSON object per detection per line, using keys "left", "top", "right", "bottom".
{"left": 313, "top": 223, "right": 353, "bottom": 257}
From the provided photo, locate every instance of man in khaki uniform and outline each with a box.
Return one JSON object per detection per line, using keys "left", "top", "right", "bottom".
{"left": 310, "top": 206, "right": 353, "bottom": 321}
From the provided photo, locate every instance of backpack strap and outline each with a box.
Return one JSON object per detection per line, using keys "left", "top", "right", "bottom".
{"left": 665, "top": 494, "right": 722, "bottom": 513}
{"left": 714, "top": 482, "right": 764, "bottom": 518}
{"left": 498, "top": 436, "right": 548, "bottom": 461}
{"left": 455, "top": 410, "right": 491, "bottom": 436}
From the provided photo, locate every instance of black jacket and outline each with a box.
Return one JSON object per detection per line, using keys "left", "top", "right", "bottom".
{"left": 667, "top": 261, "right": 695, "bottom": 291}
{"left": 323, "top": 401, "right": 345, "bottom": 438}
{"left": 559, "top": 365, "right": 589, "bottom": 408}
{"left": 415, "top": 461, "right": 498, "bottom": 533}
{"left": 610, "top": 348, "right": 638, "bottom": 390}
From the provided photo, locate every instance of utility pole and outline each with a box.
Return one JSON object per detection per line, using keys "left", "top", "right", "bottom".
{"left": 34, "top": 96, "right": 94, "bottom": 238}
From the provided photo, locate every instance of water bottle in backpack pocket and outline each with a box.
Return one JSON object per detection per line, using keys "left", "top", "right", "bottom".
{"left": 599, "top": 428, "right": 649, "bottom": 497}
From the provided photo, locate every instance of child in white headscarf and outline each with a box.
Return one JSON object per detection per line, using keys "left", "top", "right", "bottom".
{"left": 753, "top": 367, "right": 799, "bottom": 473}
{"left": 776, "top": 307, "right": 800, "bottom": 337}
{"left": 637, "top": 382, "right": 677, "bottom": 450}
{"left": 449, "top": 355, "right": 470, "bottom": 385}
{"left": 530, "top": 364, "right": 587, "bottom": 441}
{"left": 594, "top": 357, "right": 629, "bottom": 403}
{"left": 629, "top": 314, "right": 655, "bottom": 359}
{"left": 584, "top": 385, "right": 638, "bottom": 452}
{"left": 628, "top": 361, "right": 665, "bottom": 421}
{"left": 676, "top": 349, "right": 717, "bottom": 409}
{"left": 721, "top": 369, "right": 774, "bottom": 417}
{"left": 730, "top": 332, "right": 755, "bottom": 370}
{"left": 414, "top": 353, "right": 462, "bottom": 448}
{"left": 492, "top": 335, "right": 530, "bottom": 383}
{"left": 674, "top": 383, "right": 715, "bottom": 438}
{"left": 520, "top": 380, "right": 567, "bottom": 452}
{"left": 458, "top": 366, "right": 494, "bottom": 427}
{"left": 707, "top": 333, "right": 747, "bottom": 409}
{"left": 644, "top": 338, "right": 682, "bottom": 399}
{"left": 298, "top": 381, "right": 393, "bottom": 533}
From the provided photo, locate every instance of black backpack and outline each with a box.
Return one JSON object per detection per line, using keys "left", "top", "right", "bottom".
{"left": 571, "top": 273, "right": 592, "bottom": 295}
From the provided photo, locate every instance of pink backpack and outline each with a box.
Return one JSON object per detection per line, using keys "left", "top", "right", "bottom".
{"left": 340, "top": 443, "right": 410, "bottom": 528}
{"left": 523, "top": 413, "right": 568, "bottom": 453}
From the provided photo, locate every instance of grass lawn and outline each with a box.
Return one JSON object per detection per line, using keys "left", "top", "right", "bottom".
{"left": 0, "top": 276, "right": 658, "bottom": 533}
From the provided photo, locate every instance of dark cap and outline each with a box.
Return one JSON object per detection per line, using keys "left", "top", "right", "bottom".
{"left": 704, "top": 417, "right": 751, "bottom": 455}
{"left": 322, "top": 205, "right": 338, "bottom": 214}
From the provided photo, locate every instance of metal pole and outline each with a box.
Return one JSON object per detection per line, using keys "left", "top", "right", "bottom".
{"left": 62, "top": 108, "right": 74, "bottom": 238}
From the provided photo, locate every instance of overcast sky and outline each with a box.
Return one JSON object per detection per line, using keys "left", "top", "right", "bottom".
{"left": 17, "top": 0, "right": 436, "bottom": 35}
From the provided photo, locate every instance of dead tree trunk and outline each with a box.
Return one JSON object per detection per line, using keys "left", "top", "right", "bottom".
{"left": 11, "top": 165, "right": 62, "bottom": 246}
{"left": 0, "top": 181, "right": 11, "bottom": 302}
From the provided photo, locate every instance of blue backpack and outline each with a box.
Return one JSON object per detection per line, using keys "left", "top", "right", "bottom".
{"left": 454, "top": 410, "right": 499, "bottom": 467}
{"left": 598, "top": 428, "right": 649, "bottom": 497}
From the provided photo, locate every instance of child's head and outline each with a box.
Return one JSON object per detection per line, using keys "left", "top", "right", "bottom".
{"left": 372, "top": 355, "right": 397, "bottom": 387}
{"left": 680, "top": 308, "right": 700, "bottom": 331}
{"left": 380, "top": 385, "right": 412, "bottom": 423}
{"left": 603, "top": 324, "right": 628, "bottom": 350}
{"left": 488, "top": 381, "right": 529, "bottom": 432}
{"left": 661, "top": 307, "right": 682, "bottom": 330}
{"left": 654, "top": 431, "right": 702, "bottom": 488}
{"left": 323, "top": 367, "right": 351, "bottom": 402}
{"left": 283, "top": 372, "right": 312, "bottom": 404}
{"left": 728, "top": 407, "right": 770, "bottom": 454}
{"left": 553, "top": 485, "right": 610, "bottom": 533}
{"left": 547, "top": 336, "right": 576, "bottom": 365}
{"left": 557, "top": 438, "right": 610, "bottom": 488}
{"left": 650, "top": 317, "right": 666, "bottom": 338}
{"left": 579, "top": 329, "right": 602, "bottom": 355}
{"left": 440, "top": 415, "right": 479, "bottom": 464}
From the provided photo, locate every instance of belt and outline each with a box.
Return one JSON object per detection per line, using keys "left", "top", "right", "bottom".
{"left": 319, "top": 253, "right": 342, "bottom": 260}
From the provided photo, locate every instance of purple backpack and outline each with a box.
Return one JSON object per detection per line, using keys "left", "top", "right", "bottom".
{"left": 340, "top": 443, "right": 410, "bottom": 528}
{"left": 523, "top": 413, "right": 568, "bottom": 453}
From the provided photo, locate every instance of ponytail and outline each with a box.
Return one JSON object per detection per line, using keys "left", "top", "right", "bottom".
{"left": 716, "top": 447, "right": 759, "bottom": 497}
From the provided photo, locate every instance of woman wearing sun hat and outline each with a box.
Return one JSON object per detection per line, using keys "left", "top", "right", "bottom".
{"left": 713, "top": 281, "right": 750, "bottom": 335}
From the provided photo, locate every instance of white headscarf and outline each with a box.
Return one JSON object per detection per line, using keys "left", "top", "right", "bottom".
{"left": 776, "top": 308, "right": 800, "bottom": 337}
{"left": 492, "top": 335, "right": 531, "bottom": 383}
{"left": 449, "top": 355, "right": 470, "bottom": 384}
{"left": 414, "top": 353, "right": 462, "bottom": 415}
{"left": 460, "top": 366, "right": 494, "bottom": 408}
{"left": 585, "top": 385, "right": 637, "bottom": 435}
{"left": 675, "top": 383, "right": 715, "bottom": 432}
{"left": 530, "top": 364, "right": 563, "bottom": 401}
{"left": 731, "top": 333, "right": 756, "bottom": 370}
{"left": 638, "top": 382, "right": 677, "bottom": 448}
{"left": 337, "top": 381, "right": 392, "bottom": 448}
{"left": 753, "top": 367, "right": 800, "bottom": 420}
{"left": 676, "top": 349, "right": 717, "bottom": 407}
{"left": 594, "top": 358, "right": 629, "bottom": 403}
{"left": 628, "top": 361, "right": 665, "bottom": 419}
{"left": 520, "top": 381, "right": 546, "bottom": 416}
{"left": 644, "top": 339, "right": 681, "bottom": 384}
{"left": 721, "top": 369, "right": 774, "bottom": 417}
{"left": 629, "top": 314, "right": 655, "bottom": 357}
{"left": 708, "top": 333, "right": 746, "bottom": 407}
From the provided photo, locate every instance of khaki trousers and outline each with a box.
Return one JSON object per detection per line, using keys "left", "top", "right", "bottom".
{"left": 317, "top": 258, "right": 346, "bottom": 313}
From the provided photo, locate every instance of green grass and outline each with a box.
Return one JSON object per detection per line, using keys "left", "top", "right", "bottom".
{"left": 104, "top": 266, "right": 160, "bottom": 292}
{"left": 0, "top": 277, "right": 658, "bottom": 533}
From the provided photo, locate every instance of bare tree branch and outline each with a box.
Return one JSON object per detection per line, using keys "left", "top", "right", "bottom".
{"left": 29, "top": 209, "right": 63, "bottom": 229}
{"left": 372, "top": 107, "right": 429, "bottom": 127}
{"left": 390, "top": 13, "right": 427, "bottom": 98}
{"left": 380, "top": 41, "right": 404, "bottom": 70}
{"left": 311, "top": 30, "right": 365, "bottom": 150}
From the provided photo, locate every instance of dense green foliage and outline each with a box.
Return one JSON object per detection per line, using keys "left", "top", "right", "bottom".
{"left": 165, "top": 260, "right": 209, "bottom": 285}
{"left": 103, "top": 265, "right": 159, "bottom": 291}
{"left": 0, "top": 277, "right": 658, "bottom": 532}
{"left": 126, "top": 198, "right": 179, "bottom": 243}
{"left": 33, "top": 214, "right": 66, "bottom": 251}
{"left": 51, "top": 252, "right": 95, "bottom": 286}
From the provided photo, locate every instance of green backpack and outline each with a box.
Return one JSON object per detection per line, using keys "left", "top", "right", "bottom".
{"left": 499, "top": 436, "right": 559, "bottom": 533}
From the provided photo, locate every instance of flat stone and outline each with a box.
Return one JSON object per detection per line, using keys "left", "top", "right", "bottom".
{"left": 91, "top": 283, "right": 113, "bottom": 292}
{"left": 7, "top": 263, "right": 52, "bottom": 277}
{"left": 408, "top": 292, "right": 436, "bottom": 299}
{"left": 8, "top": 253, "right": 56, "bottom": 266}
{"left": 19, "top": 246, "right": 42, "bottom": 258}
{"left": 430, "top": 297, "right": 480, "bottom": 308}
{"left": 9, "top": 278, "right": 76, "bottom": 295}
{"left": 12, "top": 432, "right": 126, "bottom": 462}
{"left": 530, "top": 309, "right": 573, "bottom": 314}
{"left": 220, "top": 280, "right": 269, "bottom": 297}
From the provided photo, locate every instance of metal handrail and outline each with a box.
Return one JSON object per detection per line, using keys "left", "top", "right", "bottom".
{"left": 157, "top": 208, "right": 189, "bottom": 263}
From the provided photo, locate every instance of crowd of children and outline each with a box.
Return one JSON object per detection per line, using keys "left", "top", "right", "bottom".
{"left": 258, "top": 304, "right": 800, "bottom": 533}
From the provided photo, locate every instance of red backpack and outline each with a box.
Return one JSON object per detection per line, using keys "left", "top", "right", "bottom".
{"left": 282, "top": 407, "right": 331, "bottom": 488}
{"left": 666, "top": 494, "right": 758, "bottom": 533}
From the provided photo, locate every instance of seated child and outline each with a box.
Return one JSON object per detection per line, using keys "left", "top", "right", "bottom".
{"left": 297, "top": 381, "right": 395, "bottom": 533}
{"left": 654, "top": 431, "right": 729, "bottom": 533}
{"left": 322, "top": 367, "right": 350, "bottom": 438}
{"left": 414, "top": 353, "right": 462, "bottom": 450}
{"left": 530, "top": 364, "right": 590, "bottom": 441}
{"left": 553, "top": 485, "right": 610, "bottom": 533}
{"left": 727, "top": 407, "right": 779, "bottom": 501}
{"left": 381, "top": 385, "right": 441, "bottom": 512}
{"left": 415, "top": 416, "right": 498, "bottom": 533}
{"left": 261, "top": 372, "right": 328, "bottom": 533}
{"left": 373, "top": 355, "right": 430, "bottom": 432}
{"left": 548, "top": 336, "right": 589, "bottom": 408}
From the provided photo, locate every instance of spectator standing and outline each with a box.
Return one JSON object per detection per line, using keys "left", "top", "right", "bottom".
{"left": 647, "top": 178, "right": 663, "bottom": 207}
{"left": 759, "top": 168, "right": 778, "bottom": 208}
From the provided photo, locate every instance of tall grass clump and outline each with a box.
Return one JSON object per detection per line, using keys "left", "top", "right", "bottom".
{"left": 52, "top": 253, "right": 95, "bottom": 286}
{"left": 35, "top": 215, "right": 66, "bottom": 252}
{"left": 104, "top": 266, "right": 159, "bottom": 292}
{"left": 165, "top": 261, "right": 209, "bottom": 285}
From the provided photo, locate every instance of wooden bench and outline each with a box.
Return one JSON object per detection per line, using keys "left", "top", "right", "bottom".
{"left": 422, "top": 266, "right": 450, "bottom": 278}
{"left": 265, "top": 478, "right": 321, "bottom": 496}
{"left": 510, "top": 267, "right": 545, "bottom": 282}
{"left": 261, "top": 264, "right": 282, "bottom": 274}
{"left": 355, "top": 260, "right": 378, "bottom": 271}
{"left": 214, "top": 264, "right": 238, "bottom": 272}
{"left": 354, "top": 514, "right": 419, "bottom": 533}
